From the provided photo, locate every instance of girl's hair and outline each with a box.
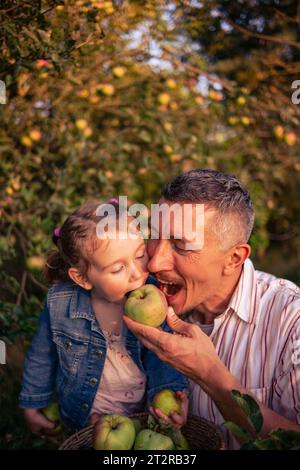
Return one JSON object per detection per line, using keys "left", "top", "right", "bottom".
{"left": 44, "top": 200, "right": 120, "bottom": 285}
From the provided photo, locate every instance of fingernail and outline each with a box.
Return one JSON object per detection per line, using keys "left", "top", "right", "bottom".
{"left": 168, "top": 307, "right": 175, "bottom": 316}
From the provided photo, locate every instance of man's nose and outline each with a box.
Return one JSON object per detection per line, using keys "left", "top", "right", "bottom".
{"left": 147, "top": 240, "right": 174, "bottom": 273}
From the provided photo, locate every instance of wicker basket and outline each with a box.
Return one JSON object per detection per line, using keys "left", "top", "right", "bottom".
{"left": 59, "top": 413, "right": 225, "bottom": 450}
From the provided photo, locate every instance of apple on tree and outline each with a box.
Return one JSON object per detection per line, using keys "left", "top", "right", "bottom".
{"left": 124, "top": 284, "right": 168, "bottom": 327}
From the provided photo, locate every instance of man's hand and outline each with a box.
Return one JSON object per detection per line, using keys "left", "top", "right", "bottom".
{"left": 150, "top": 391, "right": 188, "bottom": 429}
{"left": 124, "top": 306, "right": 300, "bottom": 440}
{"left": 123, "top": 306, "right": 222, "bottom": 387}
{"left": 23, "top": 408, "right": 56, "bottom": 436}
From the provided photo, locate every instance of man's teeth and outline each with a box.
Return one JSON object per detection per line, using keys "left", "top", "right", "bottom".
{"left": 159, "top": 281, "right": 182, "bottom": 296}
{"left": 159, "top": 280, "right": 179, "bottom": 285}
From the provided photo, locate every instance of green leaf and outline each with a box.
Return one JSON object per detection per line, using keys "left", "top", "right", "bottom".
{"left": 223, "top": 421, "right": 253, "bottom": 444}
{"left": 231, "top": 390, "right": 263, "bottom": 434}
{"left": 253, "top": 437, "right": 282, "bottom": 450}
{"left": 147, "top": 414, "right": 157, "bottom": 430}
{"left": 269, "top": 429, "right": 300, "bottom": 449}
{"left": 240, "top": 441, "right": 258, "bottom": 450}
{"left": 165, "top": 428, "right": 181, "bottom": 446}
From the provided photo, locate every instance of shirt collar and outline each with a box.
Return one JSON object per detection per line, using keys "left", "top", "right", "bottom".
{"left": 225, "top": 258, "right": 258, "bottom": 325}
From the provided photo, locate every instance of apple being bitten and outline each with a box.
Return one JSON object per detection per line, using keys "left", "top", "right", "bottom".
{"left": 124, "top": 284, "right": 168, "bottom": 327}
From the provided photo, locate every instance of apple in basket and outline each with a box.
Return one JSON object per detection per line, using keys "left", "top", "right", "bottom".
{"left": 175, "top": 430, "right": 189, "bottom": 450}
{"left": 152, "top": 389, "right": 181, "bottom": 417}
{"left": 41, "top": 402, "right": 63, "bottom": 434}
{"left": 134, "top": 429, "right": 175, "bottom": 450}
{"left": 93, "top": 415, "right": 136, "bottom": 450}
{"left": 124, "top": 284, "right": 168, "bottom": 327}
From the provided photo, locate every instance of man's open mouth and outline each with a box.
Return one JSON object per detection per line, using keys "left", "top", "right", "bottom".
{"left": 158, "top": 279, "right": 184, "bottom": 299}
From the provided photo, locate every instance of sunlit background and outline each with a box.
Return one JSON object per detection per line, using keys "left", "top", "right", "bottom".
{"left": 0, "top": 0, "right": 300, "bottom": 448}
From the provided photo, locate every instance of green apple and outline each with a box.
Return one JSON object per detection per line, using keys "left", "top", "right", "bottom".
{"left": 152, "top": 389, "right": 181, "bottom": 417}
{"left": 93, "top": 415, "right": 136, "bottom": 450}
{"left": 132, "top": 417, "right": 143, "bottom": 435}
{"left": 176, "top": 430, "right": 189, "bottom": 450}
{"left": 41, "top": 402, "right": 63, "bottom": 434}
{"left": 134, "top": 429, "right": 175, "bottom": 450}
{"left": 124, "top": 284, "right": 168, "bottom": 327}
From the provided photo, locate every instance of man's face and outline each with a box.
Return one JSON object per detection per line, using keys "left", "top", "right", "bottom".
{"left": 147, "top": 200, "right": 231, "bottom": 315}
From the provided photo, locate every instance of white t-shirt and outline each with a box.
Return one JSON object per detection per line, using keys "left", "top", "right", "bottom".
{"left": 90, "top": 325, "right": 146, "bottom": 416}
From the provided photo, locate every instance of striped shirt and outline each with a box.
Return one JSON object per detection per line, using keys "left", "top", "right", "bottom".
{"left": 187, "top": 258, "right": 300, "bottom": 449}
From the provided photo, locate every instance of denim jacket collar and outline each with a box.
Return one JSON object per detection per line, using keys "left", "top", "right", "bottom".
{"left": 69, "top": 286, "right": 104, "bottom": 335}
{"left": 69, "top": 285, "right": 94, "bottom": 321}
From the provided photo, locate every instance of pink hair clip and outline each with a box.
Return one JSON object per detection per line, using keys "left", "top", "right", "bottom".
{"left": 53, "top": 227, "right": 61, "bottom": 238}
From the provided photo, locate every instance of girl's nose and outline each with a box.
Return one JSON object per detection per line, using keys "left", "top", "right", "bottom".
{"left": 129, "top": 262, "right": 144, "bottom": 282}
{"left": 147, "top": 240, "right": 173, "bottom": 273}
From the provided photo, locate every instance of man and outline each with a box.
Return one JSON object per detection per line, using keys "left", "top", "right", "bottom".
{"left": 124, "top": 168, "right": 300, "bottom": 449}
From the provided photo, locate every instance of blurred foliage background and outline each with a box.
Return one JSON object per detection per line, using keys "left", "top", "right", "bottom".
{"left": 0, "top": 0, "right": 300, "bottom": 449}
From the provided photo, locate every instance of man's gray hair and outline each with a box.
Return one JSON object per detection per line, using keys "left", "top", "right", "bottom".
{"left": 161, "top": 168, "right": 255, "bottom": 250}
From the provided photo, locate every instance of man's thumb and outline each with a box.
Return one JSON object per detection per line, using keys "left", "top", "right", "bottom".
{"left": 166, "top": 307, "right": 193, "bottom": 336}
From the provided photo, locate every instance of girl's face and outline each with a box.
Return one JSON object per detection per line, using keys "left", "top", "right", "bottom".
{"left": 86, "top": 234, "right": 149, "bottom": 303}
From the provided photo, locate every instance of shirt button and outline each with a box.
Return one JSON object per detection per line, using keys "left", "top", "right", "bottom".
{"left": 65, "top": 341, "right": 72, "bottom": 349}
{"left": 95, "top": 350, "right": 102, "bottom": 358}
{"left": 81, "top": 403, "right": 89, "bottom": 411}
{"left": 90, "top": 377, "right": 97, "bottom": 386}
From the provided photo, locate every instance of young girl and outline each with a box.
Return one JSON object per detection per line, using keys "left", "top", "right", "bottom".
{"left": 19, "top": 200, "right": 189, "bottom": 435}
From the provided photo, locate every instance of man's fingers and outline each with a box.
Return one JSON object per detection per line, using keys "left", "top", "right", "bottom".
{"left": 123, "top": 315, "right": 169, "bottom": 349}
{"left": 166, "top": 307, "right": 194, "bottom": 336}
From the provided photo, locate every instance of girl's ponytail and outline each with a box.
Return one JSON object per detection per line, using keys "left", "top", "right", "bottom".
{"left": 44, "top": 200, "right": 120, "bottom": 286}
{"left": 44, "top": 227, "right": 70, "bottom": 285}
{"left": 44, "top": 250, "right": 70, "bottom": 285}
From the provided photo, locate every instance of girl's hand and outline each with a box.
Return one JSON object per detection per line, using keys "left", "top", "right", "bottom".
{"left": 150, "top": 391, "right": 188, "bottom": 430}
{"left": 23, "top": 408, "right": 56, "bottom": 436}
{"left": 89, "top": 412, "right": 103, "bottom": 425}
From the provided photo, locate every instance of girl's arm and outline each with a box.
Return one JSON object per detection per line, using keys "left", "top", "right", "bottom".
{"left": 19, "top": 301, "right": 58, "bottom": 426}
{"left": 141, "top": 321, "right": 189, "bottom": 428}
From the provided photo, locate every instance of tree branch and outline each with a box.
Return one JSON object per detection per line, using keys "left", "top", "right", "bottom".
{"left": 16, "top": 270, "right": 27, "bottom": 306}
{"left": 222, "top": 16, "right": 300, "bottom": 50}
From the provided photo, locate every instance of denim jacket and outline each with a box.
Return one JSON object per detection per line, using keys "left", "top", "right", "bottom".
{"left": 19, "top": 275, "right": 188, "bottom": 430}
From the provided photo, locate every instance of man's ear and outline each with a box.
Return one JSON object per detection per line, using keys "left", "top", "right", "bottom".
{"left": 68, "top": 267, "right": 92, "bottom": 290}
{"left": 223, "top": 243, "right": 251, "bottom": 276}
